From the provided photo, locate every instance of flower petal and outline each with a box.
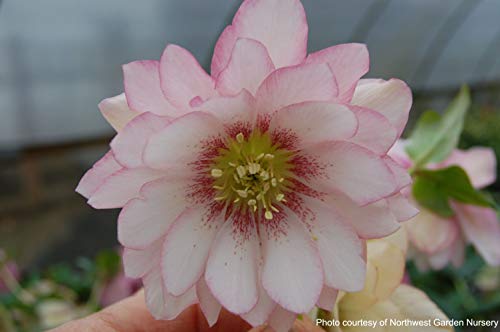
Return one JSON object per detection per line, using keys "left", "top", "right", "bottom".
{"left": 88, "top": 167, "right": 164, "bottom": 209}
{"left": 351, "top": 78, "right": 412, "bottom": 136}
{"left": 255, "top": 63, "right": 338, "bottom": 115}
{"left": 122, "top": 238, "right": 163, "bottom": 278}
{"left": 440, "top": 148, "right": 497, "bottom": 189}
{"left": 143, "top": 111, "right": 223, "bottom": 171}
{"left": 205, "top": 217, "right": 260, "bottom": 314}
{"left": 211, "top": 26, "right": 238, "bottom": 79}
{"left": 98, "top": 94, "right": 138, "bottom": 132}
{"left": 306, "top": 43, "right": 369, "bottom": 102}
{"left": 368, "top": 241, "right": 405, "bottom": 301}
{"left": 347, "top": 106, "right": 397, "bottom": 155}
{"left": 269, "top": 101, "right": 358, "bottom": 148}
{"left": 117, "top": 177, "right": 189, "bottom": 249}
{"left": 328, "top": 193, "right": 400, "bottom": 239}
{"left": 405, "top": 209, "right": 458, "bottom": 254}
{"left": 454, "top": 204, "right": 500, "bottom": 265}
{"left": 388, "top": 139, "right": 412, "bottom": 169}
{"left": 110, "top": 112, "right": 171, "bottom": 168}
{"left": 427, "top": 243, "right": 455, "bottom": 270}
{"left": 304, "top": 197, "right": 366, "bottom": 292}
{"left": 143, "top": 267, "right": 197, "bottom": 320}
{"left": 196, "top": 277, "right": 221, "bottom": 327}
{"left": 382, "top": 228, "right": 409, "bottom": 254}
{"left": 261, "top": 211, "right": 323, "bottom": 313}
{"left": 162, "top": 207, "right": 223, "bottom": 296}
{"left": 76, "top": 151, "right": 122, "bottom": 199}
{"left": 305, "top": 141, "right": 397, "bottom": 205}
{"left": 241, "top": 282, "right": 276, "bottom": 327}
{"left": 160, "top": 44, "right": 215, "bottom": 109}
{"left": 195, "top": 90, "right": 256, "bottom": 126}
{"left": 267, "top": 306, "right": 296, "bottom": 332}
{"left": 211, "top": 0, "right": 307, "bottom": 77}
{"left": 387, "top": 193, "right": 419, "bottom": 222}
{"left": 317, "top": 286, "right": 338, "bottom": 311}
{"left": 338, "top": 261, "right": 378, "bottom": 311}
{"left": 216, "top": 38, "right": 275, "bottom": 96}
{"left": 385, "top": 156, "right": 412, "bottom": 191}
{"left": 123, "top": 60, "right": 178, "bottom": 116}
{"left": 389, "top": 284, "right": 450, "bottom": 325}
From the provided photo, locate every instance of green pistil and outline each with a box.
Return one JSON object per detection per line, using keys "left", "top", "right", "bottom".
{"left": 210, "top": 131, "right": 294, "bottom": 219}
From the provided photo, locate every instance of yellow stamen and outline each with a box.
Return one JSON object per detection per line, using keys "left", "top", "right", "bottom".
{"left": 236, "top": 165, "right": 247, "bottom": 178}
{"left": 211, "top": 169, "right": 223, "bottom": 178}
{"left": 236, "top": 190, "right": 248, "bottom": 198}
{"left": 236, "top": 132, "right": 245, "bottom": 143}
{"left": 248, "top": 163, "right": 261, "bottom": 175}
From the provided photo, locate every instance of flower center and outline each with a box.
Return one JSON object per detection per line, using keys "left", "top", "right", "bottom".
{"left": 210, "top": 131, "right": 294, "bottom": 220}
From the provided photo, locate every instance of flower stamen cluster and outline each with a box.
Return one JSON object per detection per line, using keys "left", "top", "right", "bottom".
{"left": 210, "top": 132, "right": 292, "bottom": 220}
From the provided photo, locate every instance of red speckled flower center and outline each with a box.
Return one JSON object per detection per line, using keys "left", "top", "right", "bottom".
{"left": 210, "top": 131, "right": 294, "bottom": 220}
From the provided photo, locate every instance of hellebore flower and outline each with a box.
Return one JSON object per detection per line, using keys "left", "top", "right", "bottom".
{"left": 325, "top": 233, "right": 451, "bottom": 332}
{"left": 390, "top": 141, "right": 500, "bottom": 270}
{"left": 77, "top": 0, "right": 415, "bottom": 329}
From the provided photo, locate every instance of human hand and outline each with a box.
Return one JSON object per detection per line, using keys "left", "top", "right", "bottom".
{"left": 51, "top": 290, "right": 322, "bottom": 332}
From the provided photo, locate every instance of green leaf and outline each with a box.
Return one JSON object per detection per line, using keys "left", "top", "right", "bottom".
{"left": 412, "top": 174, "right": 454, "bottom": 217}
{"left": 412, "top": 166, "right": 493, "bottom": 217}
{"left": 95, "top": 250, "right": 120, "bottom": 280}
{"left": 406, "top": 85, "right": 470, "bottom": 169}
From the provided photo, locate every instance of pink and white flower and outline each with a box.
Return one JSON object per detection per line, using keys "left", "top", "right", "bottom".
{"left": 77, "top": 0, "right": 415, "bottom": 329}
{"left": 390, "top": 141, "right": 500, "bottom": 270}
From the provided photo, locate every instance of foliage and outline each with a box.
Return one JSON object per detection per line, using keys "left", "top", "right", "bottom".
{"left": 408, "top": 249, "right": 500, "bottom": 331}
{"left": 406, "top": 86, "right": 470, "bottom": 169}
{"left": 0, "top": 250, "right": 123, "bottom": 331}
{"left": 407, "top": 87, "right": 500, "bottom": 330}
{"left": 412, "top": 166, "right": 494, "bottom": 217}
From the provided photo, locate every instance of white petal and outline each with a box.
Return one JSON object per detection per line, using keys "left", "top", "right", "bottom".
{"left": 118, "top": 177, "right": 189, "bottom": 249}
{"left": 205, "top": 216, "right": 260, "bottom": 314}
{"left": 306, "top": 43, "right": 369, "bottom": 102}
{"left": 255, "top": 63, "right": 338, "bottom": 115}
{"left": 216, "top": 38, "right": 275, "bottom": 96}
{"left": 143, "top": 111, "right": 223, "bottom": 171}
{"left": 110, "top": 112, "right": 171, "bottom": 168}
{"left": 211, "top": 0, "right": 307, "bottom": 75}
{"left": 162, "top": 207, "right": 223, "bottom": 296}
{"left": 143, "top": 267, "right": 197, "bottom": 320}
{"left": 123, "top": 60, "right": 178, "bottom": 116}
{"left": 304, "top": 197, "right": 366, "bottom": 292}
{"left": 76, "top": 151, "right": 121, "bottom": 199}
{"left": 269, "top": 101, "right": 358, "bottom": 148}
{"left": 347, "top": 106, "right": 397, "bottom": 155}
{"left": 304, "top": 141, "right": 397, "bottom": 205}
{"left": 387, "top": 193, "right": 419, "bottom": 222}
{"left": 196, "top": 277, "right": 221, "bottom": 327}
{"left": 195, "top": 90, "right": 256, "bottom": 127}
{"left": 88, "top": 167, "right": 164, "bottom": 209}
{"left": 351, "top": 78, "right": 412, "bottom": 136}
{"left": 98, "top": 93, "right": 138, "bottom": 132}
{"left": 241, "top": 282, "right": 276, "bottom": 326}
{"left": 160, "top": 44, "right": 215, "bottom": 110}
{"left": 328, "top": 193, "right": 400, "bottom": 239}
{"left": 122, "top": 238, "right": 163, "bottom": 278}
{"left": 261, "top": 211, "right": 323, "bottom": 313}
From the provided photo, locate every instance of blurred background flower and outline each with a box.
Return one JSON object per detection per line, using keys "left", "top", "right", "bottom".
{"left": 1, "top": 0, "right": 500, "bottom": 330}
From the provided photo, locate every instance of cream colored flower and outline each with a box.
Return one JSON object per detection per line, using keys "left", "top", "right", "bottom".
{"left": 324, "top": 232, "right": 452, "bottom": 332}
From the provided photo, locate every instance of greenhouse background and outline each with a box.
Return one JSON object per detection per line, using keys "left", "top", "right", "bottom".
{"left": 1, "top": 0, "right": 500, "bottom": 330}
